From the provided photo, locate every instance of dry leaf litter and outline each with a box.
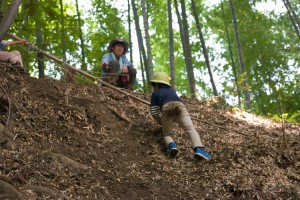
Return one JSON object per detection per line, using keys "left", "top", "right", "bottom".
{"left": 0, "top": 62, "right": 299, "bottom": 200}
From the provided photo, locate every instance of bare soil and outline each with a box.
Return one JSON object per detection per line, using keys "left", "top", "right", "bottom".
{"left": 0, "top": 62, "right": 300, "bottom": 200}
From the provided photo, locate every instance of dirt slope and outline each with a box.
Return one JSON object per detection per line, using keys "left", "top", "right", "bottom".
{"left": 0, "top": 62, "right": 300, "bottom": 200}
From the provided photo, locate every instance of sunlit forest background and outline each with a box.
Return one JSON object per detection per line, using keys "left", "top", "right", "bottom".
{"left": 0, "top": 0, "right": 299, "bottom": 122}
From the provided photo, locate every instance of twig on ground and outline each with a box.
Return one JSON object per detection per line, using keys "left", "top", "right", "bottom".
{"left": 106, "top": 104, "right": 133, "bottom": 124}
{"left": 191, "top": 117, "right": 251, "bottom": 136}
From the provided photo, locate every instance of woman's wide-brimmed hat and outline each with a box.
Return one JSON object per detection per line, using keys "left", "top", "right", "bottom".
{"left": 150, "top": 72, "right": 171, "bottom": 86}
{"left": 107, "top": 39, "right": 129, "bottom": 54}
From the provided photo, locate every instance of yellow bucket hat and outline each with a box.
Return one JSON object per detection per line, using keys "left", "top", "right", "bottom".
{"left": 150, "top": 72, "right": 171, "bottom": 86}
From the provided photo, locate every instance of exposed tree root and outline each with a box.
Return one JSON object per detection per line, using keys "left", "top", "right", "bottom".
{"left": 23, "top": 183, "right": 68, "bottom": 199}
{"left": 0, "top": 180, "right": 24, "bottom": 200}
{"left": 52, "top": 153, "right": 89, "bottom": 171}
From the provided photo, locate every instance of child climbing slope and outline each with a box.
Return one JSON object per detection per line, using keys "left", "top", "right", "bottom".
{"left": 149, "top": 72, "right": 212, "bottom": 160}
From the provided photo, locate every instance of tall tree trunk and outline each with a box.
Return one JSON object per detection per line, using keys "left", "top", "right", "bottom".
{"left": 178, "top": 0, "right": 196, "bottom": 97}
{"left": 131, "top": 0, "right": 150, "bottom": 91}
{"left": 174, "top": 0, "right": 185, "bottom": 56}
{"left": 0, "top": 0, "right": 22, "bottom": 41}
{"left": 191, "top": 0, "right": 218, "bottom": 96}
{"left": 75, "top": 0, "right": 86, "bottom": 70}
{"left": 282, "top": 0, "right": 300, "bottom": 40}
{"left": 36, "top": 27, "right": 44, "bottom": 78}
{"left": 229, "top": 0, "right": 252, "bottom": 111}
{"left": 141, "top": 0, "right": 154, "bottom": 80}
{"left": 34, "top": 0, "right": 44, "bottom": 78}
{"left": 167, "top": 0, "right": 176, "bottom": 90}
{"left": 20, "top": 0, "right": 29, "bottom": 66}
{"left": 139, "top": 49, "right": 146, "bottom": 91}
{"left": 127, "top": 0, "right": 133, "bottom": 63}
{"left": 221, "top": 0, "right": 241, "bottom": 107}
{"left": 284, "top": 0, "right": 300, "bottom": 28}
{"left": 60, "top": 0, "right": 67, "bottom": 61}
{"left": 0, "top": 0, "right": 4, "bottom": 18}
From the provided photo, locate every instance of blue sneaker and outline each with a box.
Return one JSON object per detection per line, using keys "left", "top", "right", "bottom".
{"left": 194, "top": 147, "right": 212, "bottom": 160}
{"left": 168, "top": 142, "right": 179, "bottom": 158}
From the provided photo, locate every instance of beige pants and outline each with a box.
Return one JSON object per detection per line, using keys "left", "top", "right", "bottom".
{"left": 0, "top": 50, "right": 24, "bottom": 67}
{"left": 161, "top": 101, "right": 203, "bottom": 148}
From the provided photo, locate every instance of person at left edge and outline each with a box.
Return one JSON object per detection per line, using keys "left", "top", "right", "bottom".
{"left": 101, "top": 39, "right": 137, "bottom": 90}
{"left": 0, "top": 39, "right": 29, "bottom": 75}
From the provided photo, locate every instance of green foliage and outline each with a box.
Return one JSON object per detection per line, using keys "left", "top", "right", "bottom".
{"left": 207, "top": 0, "right": 299, "bottom": 122}
{"left": 3, "top": 0, "right": 298, "bottom": 123}
{"left": 270, "top": 112, "right": 300, "bottom": 124}
{"left": 289, "top": 112, "right": 300, "bottom": 123}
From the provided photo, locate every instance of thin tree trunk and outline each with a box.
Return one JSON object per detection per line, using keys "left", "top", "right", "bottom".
{"left": 131, "top": 0, "right": 149, "bottom": 90}
{"left": 139, "top": 49, "right": 146, "bottom": 91}
{"left": 167, "top": 0, "right": 176, "bottom": 90}
{"left": 178, "top": 0, "right": 196, "bottom": 97}
{"left": 20, "top": 0, "right": 29, "bottom": 66}
{"left": 127, "top": 0, "right": 133, "bottom": 63}
{"left": 229, "top": 0, "right": 252, "bottom": 111}
{"left": 174, "top": 0, "right": 185, "bottom": 56}
{"left": 18, "top": 0, "right": 26, "bottom": 33}
{"left": 0, "top": 0, "right": 22, "bottom": 41}
{"left": 0, "top": 1, "right": 4, "bottom": 17}
{"left": 34, "top": 0, "right": 44, "bottom": 78}
{"left": 221, "top": 0, "right": 241, "bottom": 107}
{"left": 284, "top": 0, "right": 300, "bottom": 28}
{"left": 141, "top": 0, "right": 154, "bottom": 80}
{"left": 282, "top": 0, "right": 300, "bottom": 40}
{"left": 60, "top": 0, "right": 67, "bottom": 61}
{"left": 191, "top": 0, "right": 218, "bottom": 96}
{"left": 35, "top": 27, "right": 44, "bottom": 78}
{"left": 75, "top": 0, "right": 86, "bottom": 70}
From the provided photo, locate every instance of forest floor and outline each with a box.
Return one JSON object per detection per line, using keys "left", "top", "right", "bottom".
{"left": 0, "top": 62, "right": 300, "bottom": 200}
